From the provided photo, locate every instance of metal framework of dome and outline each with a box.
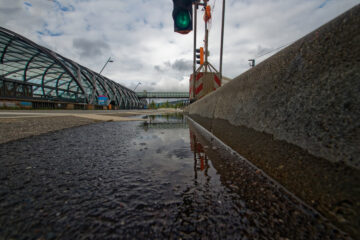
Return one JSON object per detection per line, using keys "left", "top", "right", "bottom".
{"left": 0, "top": 27, "right": 142, "bottom": 109}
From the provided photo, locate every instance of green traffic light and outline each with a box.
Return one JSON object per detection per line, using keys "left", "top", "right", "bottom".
{"left": 175, "top": 10, "right": 190, "bottom": 29}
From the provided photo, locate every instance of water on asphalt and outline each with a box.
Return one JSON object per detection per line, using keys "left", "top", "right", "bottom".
{"left": 0, "top": 114, "right": 351, "bottom": 239}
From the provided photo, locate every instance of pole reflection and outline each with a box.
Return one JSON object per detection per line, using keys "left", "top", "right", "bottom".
{"left": 190, "top": 130, "right": 211, "bottom": 183}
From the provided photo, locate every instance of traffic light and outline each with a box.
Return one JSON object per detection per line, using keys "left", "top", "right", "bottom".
{"left": 196, "top": 47, "right": 204, "bottom": 65}
{"left": 172, "top": 0, "right": 193, "bottom": 34}
{"left": 248, "top": 59, "right": 255, "bottom": 67}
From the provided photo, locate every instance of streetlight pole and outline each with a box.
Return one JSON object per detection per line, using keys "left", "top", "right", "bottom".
{"left": 99, "top": 57, "right": 114, "bottom": 75}
{"left": 133, "top": 82, "right": 141, "bottom": 91}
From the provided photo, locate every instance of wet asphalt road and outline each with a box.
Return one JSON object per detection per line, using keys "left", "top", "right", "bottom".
{"left": 0, "top": 115, "right": 352, "bottom": 239}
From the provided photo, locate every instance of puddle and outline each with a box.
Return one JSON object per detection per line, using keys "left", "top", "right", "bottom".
{"left": 120, "top": 114, "right": 348, "bottom": 239}
{"left": 0, "top": 113, "right": 350, "bottom": 239}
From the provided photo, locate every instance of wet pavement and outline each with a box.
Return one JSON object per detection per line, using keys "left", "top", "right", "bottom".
{"left": 0, "top": 114, "right": 352, "bottom": 239}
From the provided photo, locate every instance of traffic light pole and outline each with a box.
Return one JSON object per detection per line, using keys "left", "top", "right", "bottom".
{"left": 204, "top": 1, "right": 208, "bottom": 73}
{"left": 192, "top": 2, "right": 197, "bottom": 99}
{"left": 192, "top": 0, "right": 218, "bottom": 101}
{"left": 219, "top": 0, "right": 225, "bottom": 81}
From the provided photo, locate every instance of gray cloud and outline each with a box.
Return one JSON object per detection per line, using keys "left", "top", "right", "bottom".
{"left": 73, "top": 38, "right": 110, "bottom": 58}
{"left": 0, "top": 0, "right": 358, "bottom": 91}
{"left": 171, "top": 59, "right": 192, "bottom": 72}
{"left": 254, "top": 45, "right": 273, "bottom": 58}
{"left": 117, "top": 57, "right": 143, "bottom": 71}
{"left": 154, "top": 65, "right": 163, "bottom": 72}
{"left": 0, "top": 6, "right": 21, "bottom": 16}
{"left": 0, "top": 0, "right": 23, "bottom": 16}
{"left": 154, "top": 59, "right": 192, "bottom": 73}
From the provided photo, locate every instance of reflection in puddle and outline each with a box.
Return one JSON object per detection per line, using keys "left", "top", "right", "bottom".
{"left": 142, "top": 113, "right": 188, "bottom": 130}
{"left": 190, "top": 130, "right": 210, "bottom": 181}
{"left": 123, "top": 114, "right": 347, "bottom": 238}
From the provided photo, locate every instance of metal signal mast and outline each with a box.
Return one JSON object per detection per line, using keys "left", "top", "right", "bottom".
{"left": 191, "top": 0, "right": 226, "bottom": 101}
{"left": 172, "top": 0, "right": 226, "bottom": 102}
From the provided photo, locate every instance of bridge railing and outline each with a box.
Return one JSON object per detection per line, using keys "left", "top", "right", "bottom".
{"left": 136, "top": 92, "right": 189, "bottom": 99}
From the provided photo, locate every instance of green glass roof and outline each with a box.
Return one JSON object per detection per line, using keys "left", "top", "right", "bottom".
{"left": 0, "top": 27, "right": 141, "bottom": 109}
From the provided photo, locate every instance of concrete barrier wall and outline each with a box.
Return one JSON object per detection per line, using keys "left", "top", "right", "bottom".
{"left": 187, "top": 5, "right": 360, "bottom": 238}
{"left": 189, "top": 4, "right": 360, "bottom": 169}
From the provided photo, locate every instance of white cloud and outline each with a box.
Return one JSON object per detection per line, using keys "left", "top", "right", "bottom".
{"left": 0, "top": 0, "right": 358, "bottom": 91}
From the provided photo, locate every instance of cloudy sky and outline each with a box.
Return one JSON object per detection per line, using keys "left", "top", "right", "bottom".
{"left": 0, "top": 0, "right": 358, "bottom": 92}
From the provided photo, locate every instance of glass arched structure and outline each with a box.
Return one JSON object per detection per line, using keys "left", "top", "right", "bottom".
{"left": 0, "top": 27, "right": 142, "bottom": 109}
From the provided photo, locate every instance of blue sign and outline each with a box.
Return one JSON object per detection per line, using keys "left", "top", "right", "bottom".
{"left": 98, "top": 95, "right": 108, "bottom": 105}
{"left": 20, "top": 102, "right": 32, "bottom": 107}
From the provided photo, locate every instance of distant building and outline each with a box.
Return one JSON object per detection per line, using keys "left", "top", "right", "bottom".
{"left": 0, "top": 27, "right": 142, "bottom": 109}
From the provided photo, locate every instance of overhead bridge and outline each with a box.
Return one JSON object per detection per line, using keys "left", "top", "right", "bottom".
{"left": 136, "top": 92, "right": 189, "bottom": 99}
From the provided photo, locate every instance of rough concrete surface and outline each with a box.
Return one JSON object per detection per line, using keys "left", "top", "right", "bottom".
{"left": 0, "top": 109, "right": 182, "bottom": 144}
{"left": 0, "top": 116, "right": 99, "bottom": 144}
{"left": 0, "top": 113, "right": 143, "bottom": 144}
{"left": 188, "top": 5, "right": 360, "bottom": 169}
